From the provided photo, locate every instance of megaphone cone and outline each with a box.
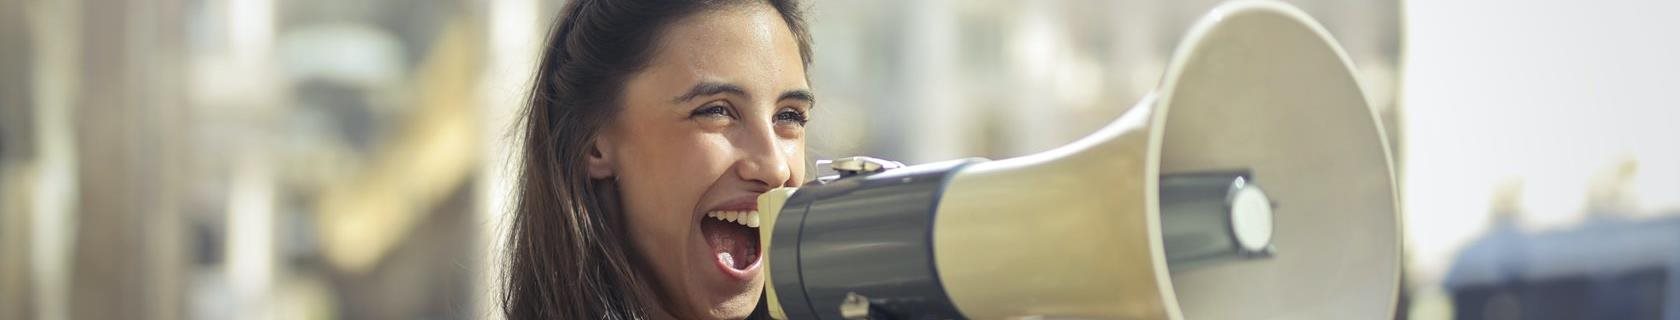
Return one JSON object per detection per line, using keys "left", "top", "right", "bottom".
{"left": 759, "top": 1, "right": 1401, "bottom": 319}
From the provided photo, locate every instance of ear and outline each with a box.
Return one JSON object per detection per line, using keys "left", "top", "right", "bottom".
{"left": 585, "top": 135, "right": 616, "bottom": 179}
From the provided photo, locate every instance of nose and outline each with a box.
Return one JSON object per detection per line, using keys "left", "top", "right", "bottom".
{"left": 735, "top": 124, "right": 793, "bottom": 189}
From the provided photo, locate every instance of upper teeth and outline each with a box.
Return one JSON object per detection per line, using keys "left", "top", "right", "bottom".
{"left": 706, "top": 210, "right": 760, "bottom": 228}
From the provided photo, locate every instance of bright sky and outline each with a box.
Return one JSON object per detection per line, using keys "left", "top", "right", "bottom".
{"left": 1402, "top": 0, "right": 1680, "bottom": 284}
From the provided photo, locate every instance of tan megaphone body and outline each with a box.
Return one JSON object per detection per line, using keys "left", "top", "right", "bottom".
{"left": 757, "top": 1, "right": 1401, "bottom": 319}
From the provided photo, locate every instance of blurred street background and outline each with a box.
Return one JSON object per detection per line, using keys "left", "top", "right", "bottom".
{"left": 0, "top": 0, "right": 1676, "bottom": 319}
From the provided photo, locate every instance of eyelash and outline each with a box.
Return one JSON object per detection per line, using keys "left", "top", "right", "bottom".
{"left": 690, "top": 104, "right": 810, "bottom": 127}
{"left": 775, "top": 109, "right": 810, "bottom": 126}
{"left": 691, "top": 104, "right": 735, "bottom": 119}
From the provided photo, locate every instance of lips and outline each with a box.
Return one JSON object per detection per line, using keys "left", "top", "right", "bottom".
{"left": 700, "top": 209, "right": 761, "bottom": 271}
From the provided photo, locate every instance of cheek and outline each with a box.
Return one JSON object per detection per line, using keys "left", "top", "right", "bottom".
{"left": 618, "top": 133, "right": 734, "bottom": 237}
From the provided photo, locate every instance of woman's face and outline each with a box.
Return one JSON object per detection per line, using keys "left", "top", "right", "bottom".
{"left": 588, "top": 3, "right": 810, "bottom": 319}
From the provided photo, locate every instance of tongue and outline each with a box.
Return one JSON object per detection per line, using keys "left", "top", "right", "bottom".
{"left": 701, "top": 218, "right": 760, "bottom": 270}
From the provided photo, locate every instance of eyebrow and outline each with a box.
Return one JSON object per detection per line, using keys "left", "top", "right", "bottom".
{"left": 670, "top": 81, "right": 817, "bottom": 106}
{"left": 778, "top": 89, "right": 817, "bottom": 106}
{"left": 671, "top": 82, "right": 747, "bottom": 103}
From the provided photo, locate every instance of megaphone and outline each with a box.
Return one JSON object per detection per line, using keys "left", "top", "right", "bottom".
{"left": 755, "top": 1, "right": 1401, "bottom": 319}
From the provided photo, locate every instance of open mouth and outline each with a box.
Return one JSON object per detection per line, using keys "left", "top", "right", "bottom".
{"left": 701, "top": 210, "right": 761, "bottom": 271}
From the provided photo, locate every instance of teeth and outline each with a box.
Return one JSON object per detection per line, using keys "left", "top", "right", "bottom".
{"left": 706, "top": 210, "right": 760, "bottom": 228}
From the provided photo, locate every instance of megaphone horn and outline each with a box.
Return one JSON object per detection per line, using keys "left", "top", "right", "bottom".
{"left": 758, "top": 1, "right": 1401, "bottom": 319}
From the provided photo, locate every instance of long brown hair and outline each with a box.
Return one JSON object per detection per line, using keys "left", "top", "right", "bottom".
{"left": 502, "top": 0, "right": 812, "bottom": 318}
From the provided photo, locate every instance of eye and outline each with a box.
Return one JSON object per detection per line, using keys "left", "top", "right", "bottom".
{"left": 774, "top": 108, "right": 809, "bottom": 127}
{"left": 690, "top": 103, "right": 736, "bottom": 120}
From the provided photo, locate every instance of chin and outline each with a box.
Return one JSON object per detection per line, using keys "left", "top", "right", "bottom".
{"left": 701, "top": 285, "right": 762, "bottom": 320}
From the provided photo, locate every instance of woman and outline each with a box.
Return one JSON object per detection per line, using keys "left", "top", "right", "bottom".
{"left": 502, "top": 0, "right": 814, "bottom": 318}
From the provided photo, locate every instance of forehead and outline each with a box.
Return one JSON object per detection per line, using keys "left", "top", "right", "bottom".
{"left": 641, "top": 4, "right": 808, "bottom": 93}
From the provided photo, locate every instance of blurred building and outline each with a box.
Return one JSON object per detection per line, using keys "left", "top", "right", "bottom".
{"left": 801, "top": 0, "right": 1400, "bottom": 166}
{"left": 1445, "top": 214, "right": 1680, "bottom": 320}
{"left": 1, "top": 0, "right": 566, "bottom": 318}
